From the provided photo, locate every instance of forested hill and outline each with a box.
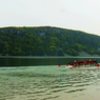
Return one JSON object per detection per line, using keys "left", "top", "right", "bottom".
{"left": 0, "top": 26, "right": 100, "bottom": 56}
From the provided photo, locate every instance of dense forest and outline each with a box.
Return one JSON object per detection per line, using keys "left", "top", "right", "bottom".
{"left": 0, "top": 26, "right": 100, "bottom": 56}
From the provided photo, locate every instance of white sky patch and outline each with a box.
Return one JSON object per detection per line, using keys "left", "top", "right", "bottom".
{"left": 0, "top": 0, "right": 100, "bottom": 35}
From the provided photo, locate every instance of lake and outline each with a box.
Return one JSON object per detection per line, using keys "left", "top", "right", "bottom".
{"left": 0, "top": 66, "right": 100, "bottom": 100}
{"left": 0, "top": 57, "right": 100, "bottom": 66}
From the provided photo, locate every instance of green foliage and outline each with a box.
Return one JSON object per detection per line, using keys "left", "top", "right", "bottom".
{"left": 0, "top": 26, "right": 100, "bottom": 56}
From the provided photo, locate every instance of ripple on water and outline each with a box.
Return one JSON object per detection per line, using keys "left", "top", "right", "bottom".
{"left": 66, "top": 88, "right": 85, "bottom": 93}
{"left": 40, "top": 95, "right": 60, "bottom": 100}
{"left": 0, "top": 66, "right": 100, "bottom": 100}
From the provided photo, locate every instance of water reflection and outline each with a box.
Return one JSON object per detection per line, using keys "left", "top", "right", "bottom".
{"left": 0, "top": 57, "right": 100, "bottom": 66}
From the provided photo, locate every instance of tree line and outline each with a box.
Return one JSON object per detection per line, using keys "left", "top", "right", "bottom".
{"left": 0, "top": 26, "right": 100, "bottom": 56}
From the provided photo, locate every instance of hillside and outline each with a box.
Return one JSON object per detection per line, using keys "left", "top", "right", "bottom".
{"left": 0, "top": 26, "right": 100, "bottom": 56}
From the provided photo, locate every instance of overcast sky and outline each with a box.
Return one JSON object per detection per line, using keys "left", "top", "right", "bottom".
{"left": 0, "top": 0, "right": 100, "bottom": 35}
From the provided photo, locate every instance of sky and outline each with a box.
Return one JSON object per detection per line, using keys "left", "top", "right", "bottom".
{"left": 0, "top": 0, "right": 100, "bottom": 35}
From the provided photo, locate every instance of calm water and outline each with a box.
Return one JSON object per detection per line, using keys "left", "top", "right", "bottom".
{"left": 0, "top": 57, "right": 100, "bottom": 66}
{"left": 0, "top": 66, "right": 100, "bottom": 100}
